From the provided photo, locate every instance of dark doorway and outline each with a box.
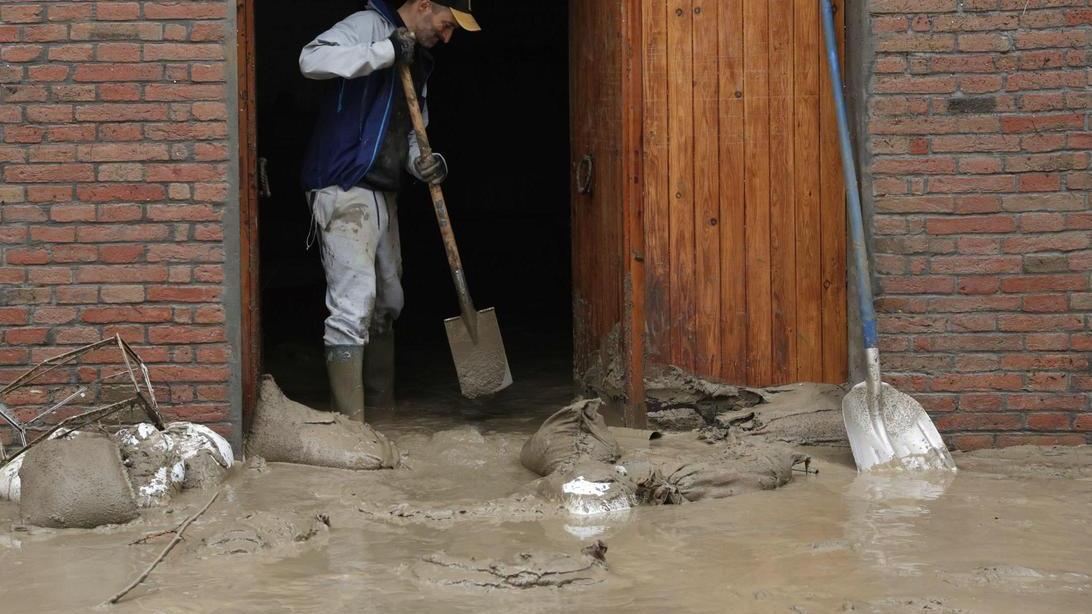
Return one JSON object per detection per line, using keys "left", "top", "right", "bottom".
{"left": 254, "top": 1, "right": 572, "bottom": 411}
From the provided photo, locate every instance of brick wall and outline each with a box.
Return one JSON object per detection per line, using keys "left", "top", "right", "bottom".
{"left": 867, "top": 0, "right": 1091, "bottom": 448}
{"left": 0, "top": 2, "right": 235, "bottom": 438}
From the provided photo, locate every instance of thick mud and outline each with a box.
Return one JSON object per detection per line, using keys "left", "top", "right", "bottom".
{"left": 1, "top": 378, "right": 1090, "bottom": 612}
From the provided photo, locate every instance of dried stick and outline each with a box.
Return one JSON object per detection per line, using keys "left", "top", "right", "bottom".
{"left": 0, "top": 337, "right": 117, "bottom": 397}
{"left": 105, "top": 488, "right": 222, "bottom": 605}
{"left": 129, "top": 509, "right": 196, "bottom": 545}
{"left": 0, "top": 397, "right": 140, "bottom": 470}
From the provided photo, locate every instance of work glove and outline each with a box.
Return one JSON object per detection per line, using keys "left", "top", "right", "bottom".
{"left": 414, "top": 153, "right": 448, "bottom": 185}
{"left": 389, "top": 27, "right": 415, "bottom": 66}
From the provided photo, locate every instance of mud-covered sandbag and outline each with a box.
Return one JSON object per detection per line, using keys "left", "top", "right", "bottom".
{"left": 624, "top": 441, "right": 808, "bottom": 504}
{"left": 18, "top": 435, "right": 139, "bottom": 528}
{"left": 520, "top": 399, "right": 620, "bottom": 477}
{"left": 114, "top": 422, "right": 234, "bottom": 506}
{"left": 717, "top": 383, "right": 848, "bottom": 445}
{"left": 246, "top": 376, "right": 399, "bottom": 470}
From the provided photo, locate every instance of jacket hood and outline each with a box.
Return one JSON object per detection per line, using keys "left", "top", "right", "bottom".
{"left": 366, "top": 0, "right": 403, "bottom": 26}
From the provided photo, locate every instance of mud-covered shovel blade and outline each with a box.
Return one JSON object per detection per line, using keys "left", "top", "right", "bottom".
{"left": 842, "top": 382, "right": 956, "bottom": 472}
{"left": 444, "top": 307, "right": 512, "bottom": 398}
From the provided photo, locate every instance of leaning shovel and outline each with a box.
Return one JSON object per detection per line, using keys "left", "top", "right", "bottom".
{"left": 398, "top": 64, "right": 512, "bottom": 398}
{"left": 821, "top": 0, "right": 955, "bottom": 472}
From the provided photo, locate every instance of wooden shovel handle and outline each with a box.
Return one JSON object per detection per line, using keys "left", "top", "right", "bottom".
{"left": 397, "top": 64, "right": 478, "bottom": 341}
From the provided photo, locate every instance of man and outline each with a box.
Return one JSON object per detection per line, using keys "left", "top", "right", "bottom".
{"left": 299, "top": 0, "right": 481, "bottom": 419}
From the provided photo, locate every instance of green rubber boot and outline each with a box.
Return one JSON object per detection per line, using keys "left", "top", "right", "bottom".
{"left": 364, "top": 328, "right": 395, "bottom": 411}
{"left": 325, "top": 345, "right": 364, "bottom": 420}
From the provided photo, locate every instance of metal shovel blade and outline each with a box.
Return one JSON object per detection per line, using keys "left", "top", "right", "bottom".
{"left": 842, "top": 382, "right": 956, "bottom": 472}
{"left": 444, "top": 307, "right": 512, "bottom": 399}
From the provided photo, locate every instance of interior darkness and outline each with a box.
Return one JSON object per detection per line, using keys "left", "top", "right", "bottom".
{"left": 255, "top": 1, "right": 571, "bottom": 405}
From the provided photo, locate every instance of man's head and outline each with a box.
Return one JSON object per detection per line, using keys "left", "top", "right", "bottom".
{"left": 398, "top": 0, "right": 480, "bottom": 48}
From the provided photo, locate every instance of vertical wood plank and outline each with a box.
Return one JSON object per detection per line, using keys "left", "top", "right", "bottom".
{"left": 643, "top": 0, "right": 671, "bottom": 365}
{"left": 622, "top": 0, "right": 647, "bottom": 426}
{"left": 693, "top": 0, "right": 720, "bottom": 378}
{"left": 768, "top": 0, "right": 796, "bottom": 384}
{"left": 718, "top": 0, "right": 747, "bottom": 383}
{"left": 743, "top": 0, "right": 772, "bottom": 385}
{"left": 668, "top": 0, "right": 696, "bottom": 371}
{"left": 820, "top": 0, "right": 848, "bottom": 383}
{"left": 793, "top": 0, "right": 823, "bottom": 381}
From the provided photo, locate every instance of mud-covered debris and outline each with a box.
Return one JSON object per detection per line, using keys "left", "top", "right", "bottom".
{"left": 647, "top": 407, "right": 706, "bottom": 431}
{"left": 198, "top": 509, "right": 330, "bottom": 556}
{"left": 413, "top": 541, "right": 609, "bottom": 589}
{"left": 359, "top": 495, "right": 552, "bottom": 528}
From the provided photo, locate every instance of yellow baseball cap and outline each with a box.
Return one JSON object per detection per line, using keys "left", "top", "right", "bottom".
{"left": 434, "top": 0, "right": 481, "bottom": 32}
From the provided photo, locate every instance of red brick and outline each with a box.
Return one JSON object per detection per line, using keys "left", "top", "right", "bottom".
{"left": 33, "top": 307, "right": 78, "bottom": 325}
{"left": 75, "top": 104, "right": 169, "bottom": 122}
{"left": 81, "top": 306, "right": 172, "bottom": 324}
{"left": 75, "top": 265, "right": 168, "bottom": 283}
{"left": 98, "top": 244, "right": 145, "bottom": 263}
{"left": 78, "top": 225, "right": 168, "bottom": 243}
{"left": 926, "top": 215, "right": 1017, "bottom": 235}
{"left": 5, "top": 327, "right": 50, "bottom": 345}
{"left": 1001, "top": 113, "right": 1084, "bottom": 133}
{"left": 4, "top": 164, "right": 94, "bottom": 183}
{"left": 1017, "top": 173, "right": 1062, "bottom": 192}
{"left": 95, "top": 3, "right": 140, "bottom": 20}
{"left": 927, "top": 175, "right": 1016, "bottom": 193}
{"left": 935, "top": 413, "right": 1022, "bottom": 430}
{"left": 1001, "top": 274, "right": 1088, "bottom": 293}
{"left": 74, "top": 62, "right": 161, "bottom": 81}
{"left": 143, "top": 43, "right": 223, "bottom": 61}
{"left": 1023, "top": 294, "right": 1068, "bottom": 312}
{"left": 959, "top": 393, "right": 1003, "bottom": 411}
{"left": 76, "top": 144, "right": 168, "bottom": 163}
{"left": 0, "top": 307, "right": 31, "bottom": 326}
{"left": 77, "top": 184, "right": 166, "bottom": 202}
{"left": 146, "top": 286, "right": 222, "bottom": 303}
{"left": 99, "top": 285, "right": 145, "bottom": 304}
{"left": 996, "top": 434, "right": 1087, "bottom": 447}
{"left": 1003, "top": 232, "right": 1089, "bottom": 253}
{"left": 932, "top": 374, "right": 1024, "bottom": 392}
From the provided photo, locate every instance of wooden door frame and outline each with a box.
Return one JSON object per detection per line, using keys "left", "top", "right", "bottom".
{"left": 237, "top": 1, "right": 646, "bottom": 426}
{"left": 236, "top": 0, "right": 260, "bottom": 430}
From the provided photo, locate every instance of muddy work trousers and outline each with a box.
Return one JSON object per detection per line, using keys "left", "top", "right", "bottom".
{"left": 309, "top": 185, "right": 403, "bottom": 347}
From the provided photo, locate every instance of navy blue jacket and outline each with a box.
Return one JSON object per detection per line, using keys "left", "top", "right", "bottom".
{"left": 300, "top": 0, "right": 431, "bottom": 192}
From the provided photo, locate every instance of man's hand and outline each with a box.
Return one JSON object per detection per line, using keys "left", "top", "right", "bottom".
{"left": 414, "top": 153, "right": 448, "bottom": 185}
{"left": 389, "top": 27, "right": 415, "bottom": 65}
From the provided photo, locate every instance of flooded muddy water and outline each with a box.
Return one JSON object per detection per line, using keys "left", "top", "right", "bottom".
{"left": 2, "top": 374, "right": 1090, "bottom": 613}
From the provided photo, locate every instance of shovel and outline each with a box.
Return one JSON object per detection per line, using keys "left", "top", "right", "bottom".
{"left": 398, "top": 64, "right": 513, "bottom": 398}
{"left": 821, "top": 0, "right": 955, "bottom": 472}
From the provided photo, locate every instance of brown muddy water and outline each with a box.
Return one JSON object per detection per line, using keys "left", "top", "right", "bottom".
{"left": 2, "top": 374, "right": 1090, "bottom": 613}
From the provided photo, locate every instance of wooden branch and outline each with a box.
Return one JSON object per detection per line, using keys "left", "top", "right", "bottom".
{"left": 105, "top": 488, "right": 222, "bottom": 605}
{"left": 0, "top": 397, "right": 138, "bottom": 470}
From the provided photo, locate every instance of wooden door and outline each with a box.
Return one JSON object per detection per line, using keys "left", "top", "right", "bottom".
{"left": 570, "top": 1, "right": 646, "bottom": 424}
{"left": 237, "top": 0, "right": 261, "bottom": 430}
{"left": 642, "top": 0, "right": 848, "bottom": 387}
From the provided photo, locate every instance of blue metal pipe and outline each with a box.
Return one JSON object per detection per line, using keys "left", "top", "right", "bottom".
{"left": 820, "top": 0, "right": 878, "bottom": 352}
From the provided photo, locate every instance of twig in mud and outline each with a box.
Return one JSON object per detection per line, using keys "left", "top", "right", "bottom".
{"left": 104, "top": 488, "right": 222, "bottom": 605}
{"left": 792, "top": 458, "right": 819, "bottom": 476}
{"left": 129, "top": 526, "right": 185, "bottom": 546}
